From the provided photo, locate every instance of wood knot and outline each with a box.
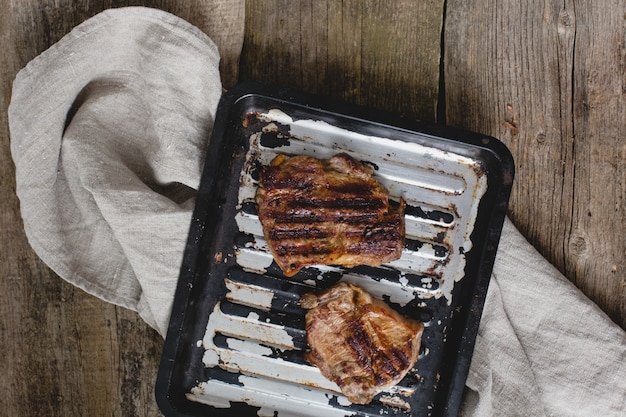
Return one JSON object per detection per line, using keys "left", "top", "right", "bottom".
{"left": 503, "top": 104, "right": 519, "bottom": 134}
{"left": 558, "top": 9, "right": 574, "bottom": 32}
{"left": 569, "top": 235, "right": 587, "bottom": 256}
{"left": 536, "top": 132, "right": 546, "bottom": 143}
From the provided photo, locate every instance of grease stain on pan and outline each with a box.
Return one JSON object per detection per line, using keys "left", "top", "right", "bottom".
{"left": 189, "top": 376, "right": 358, "bottom": 416}
{"left": 190, "top": 106, "right": 492, "bottom": 416}
{"left": 224, "top": 278, "right": 274, "bottom": 311}
{"left": 196, "top": 301, "right": 357, "bottom": 415}
{"left": 247, "top": 109, "right": 488, "bottom": 304}
{"left": 201, "top": 302, "right": 298, "bottom": 371}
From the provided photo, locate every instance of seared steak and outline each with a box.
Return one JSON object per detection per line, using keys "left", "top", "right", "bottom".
{"left": 255, "top": 153, "right": 405, "bottom": 277}
{"left": 300, "top": 282, "right": 424, "bottom": 404}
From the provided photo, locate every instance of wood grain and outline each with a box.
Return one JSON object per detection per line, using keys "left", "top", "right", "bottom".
{"left": 0, "top": 1, "right": 242, "bottom": 416}
{"left": 1, "top": 0, "right": 624, "bottom": 416}
{"left": 240, "top": 0, "right": 444, "bottom": 122}
{"left": 444, "top": 0, "right": 625, "bottom": 328}
{"left": 0, "top": 2, "right": 165, "bottom": 415}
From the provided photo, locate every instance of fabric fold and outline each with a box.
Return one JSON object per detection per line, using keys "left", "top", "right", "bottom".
{"left": 461, "top": 218, "right": 626, "bottom": 416}
{"left": 7, "top": 6, "right": 625, "bottom": 416}
{"left": 9, "top": 7, "right": 222, "bottom": 335}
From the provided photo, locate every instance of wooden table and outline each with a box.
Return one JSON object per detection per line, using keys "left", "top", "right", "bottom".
{"left": 1, "top": 1, "right": 623, "bottom": 416}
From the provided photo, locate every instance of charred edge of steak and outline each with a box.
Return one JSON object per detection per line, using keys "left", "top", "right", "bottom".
{"left": 260, "top": 208, "right": 383, "bottom": 224}
{"left": 261, "top": 174, "right": 382, "bottom": 197}
{"left": 264, "top": 208, "right": 405, "bottom": 273}
{"left": 264, "top": 213, "right": 404, "bottom": 242}
{"left": 256, "top": 153, "right": 405, "bottom": 276}
{"left": 300, "top": 283, "right": 423, "bottom": 404}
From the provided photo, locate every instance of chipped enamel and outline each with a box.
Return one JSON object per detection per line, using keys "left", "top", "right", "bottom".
{"left": 191, "top": 108, "right": 489, "bottom": 415}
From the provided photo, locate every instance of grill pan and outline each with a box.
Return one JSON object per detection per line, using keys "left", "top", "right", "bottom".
{"left": 156, "top": 83, "right": 514, "bottom": 417}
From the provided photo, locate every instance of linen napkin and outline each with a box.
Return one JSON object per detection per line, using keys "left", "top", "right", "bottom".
{"left": 8, "top": 6, "right": 625, "bottom": 417}
{"left": 8, "top": 7, "right": 223, "bottom": 336}
{"left": 461, "top": 218, "right": 626, "bottom": 416}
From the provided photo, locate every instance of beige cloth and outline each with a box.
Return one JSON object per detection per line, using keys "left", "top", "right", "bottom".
{"left": 462, "top": 219, "right": 626, "bottom": 416}
{"left": 9, "top": 7, "right": 223, "bottom": 336}
{"left": 8, "top": 6, "right": 625, "bottom": 417}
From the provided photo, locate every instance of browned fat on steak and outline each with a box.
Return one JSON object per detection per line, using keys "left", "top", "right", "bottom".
{"left": 255, "top": 153, "right": 405, "bottom": 277}
{"left": 301, "top": 282, "right": 424, "bottom": 404}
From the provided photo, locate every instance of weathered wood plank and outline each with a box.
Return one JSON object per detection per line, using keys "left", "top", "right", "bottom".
{"left": 568, "top": 0, "right": 625, "bottom": 326}
{"left": 444, "top": 0, "right": 625, "bottom": 328}
{"left": 2, "top": 0, "right": 623, "bottom": 416}
{"left": 240, "top": 0, "right": 444, "bottom": 122}
{"left": 0, "top": 1, "right": 243, "bottom": 416}
{"left": 0, "top": 4, "right": 165, "bottom": 413}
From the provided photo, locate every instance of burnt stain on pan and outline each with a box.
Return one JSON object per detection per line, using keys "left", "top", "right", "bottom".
{"left": 241, "top": 111, "right": 254, "bottom": 128}
{"left": 260, "top": 130, "right": 291, "bottom": 148}
{"left": 248, "top": 159, "right": 264, "bottom": 181}
{"left": 405, "top": 239, "right": 425, "bottom": 252}
{"left": 405, "top": 205, "right": 454, "bottom": 225}
{"left": 433, "top": 231, "right": 446, "bottom": 244}
{"left": 361, "top": 160, "right": 380, "bottom": 171}
{"left": 259, "top": 121, "right": 292, "bottom": 149}
{"left": 242, "top": 111, "right": 264, "bottom": 131}
{"left": 162, "top": 86, "right": 513, "bottom": 417}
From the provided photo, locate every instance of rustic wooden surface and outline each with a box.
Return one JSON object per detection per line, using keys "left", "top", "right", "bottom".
{"left": 0, "top": 2, "right": 244, "bottom": 416}
{"left": 443, "top": 0, "right": 625, "bottom": 327}
{"left": 0, "top": 1, "right": 623, "bottom": 416}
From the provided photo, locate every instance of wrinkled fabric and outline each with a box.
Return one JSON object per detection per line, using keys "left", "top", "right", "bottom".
{"left": 8, "top": 6, "right": 625, "bottom": 417}
{"left": 9, "top": 7, "right": 223, "bottom": 335}
{"left": 461, "top": 218, "right": 626, "bottom": 417}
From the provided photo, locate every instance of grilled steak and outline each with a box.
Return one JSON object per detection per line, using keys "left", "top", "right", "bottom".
{"left": 300, "top": 282, "right": 424, "bottom": 404}
{"left": 255, "top": 153, "right": 405, "bottom": 277}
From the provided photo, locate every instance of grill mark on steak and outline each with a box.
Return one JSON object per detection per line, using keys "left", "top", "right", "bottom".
{"left": 263, "top": 209, "right": 382, "bottom": 224}
{"left": 301, "top": 283, "right": 424, "bottom": 404}
{"left": 347, "top": 327, "right": 374, "bottom": 368}
{"left": 255, "top": 153, "right": 405, "bottom": 276}
{"left": 268, "top": 225, "right": 332, "bottom": 240}
{"left": 287, "top": 196, "right": 387, "bottom": 210}
{"left": 274, "top": 242, "right": 334, "bottom": 256}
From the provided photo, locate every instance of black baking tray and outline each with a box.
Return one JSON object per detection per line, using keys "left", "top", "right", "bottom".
{"left": 156, "top": 82, "right": 514, "bottom": 417}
